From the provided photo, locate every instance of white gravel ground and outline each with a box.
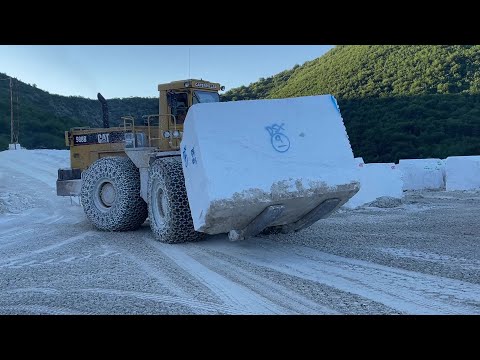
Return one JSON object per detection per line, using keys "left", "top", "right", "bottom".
{"left": 0, "top": 150, "right": 479, "bottom": 314}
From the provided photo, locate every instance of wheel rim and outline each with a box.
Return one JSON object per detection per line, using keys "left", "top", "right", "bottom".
{"left": 152, "top": 180, "right": 168, "bottom": 228}
{"left": 93, "top": 178, "right": 116, "bottom": 212}
{"left": 101, "top": 183, "right": 115, "bottom": 206}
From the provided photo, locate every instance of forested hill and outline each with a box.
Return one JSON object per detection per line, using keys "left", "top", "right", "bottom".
{"left": 223, "top": 45, "right": 480, "bottom": 162}
{"left": 0, "top": 75, "right": 157, "bottom": 150}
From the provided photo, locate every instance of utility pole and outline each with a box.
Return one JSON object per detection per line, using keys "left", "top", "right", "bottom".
{"left": 2, "top": 75, "right": 20, "bottom": 149}
{"left": 10, "top": 77, "right": 14, "bottom": 144}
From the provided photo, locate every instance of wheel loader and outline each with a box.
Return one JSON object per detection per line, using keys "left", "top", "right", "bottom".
{"left": 56, "top": 79, "right": 360, "bottom": 243}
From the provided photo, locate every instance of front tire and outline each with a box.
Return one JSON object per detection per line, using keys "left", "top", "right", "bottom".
{"left": 148, "top": 157, "right": 205, "bottom": 243}
{"left": 80, "top": 156, "right": 147, "bottom": 231}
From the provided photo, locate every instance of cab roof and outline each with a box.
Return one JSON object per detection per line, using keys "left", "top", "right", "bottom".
{"left": 158, "top": 79, "right": 222, "bottom": 92}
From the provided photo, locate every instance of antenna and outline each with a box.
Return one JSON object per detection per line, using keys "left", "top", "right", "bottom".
{"left": 188, "top": 47, "right": 191, "bottom": 79}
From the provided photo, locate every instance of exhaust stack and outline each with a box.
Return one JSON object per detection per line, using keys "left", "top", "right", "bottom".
{"left": 97, "top": 93, "right": 109, "bottom": 128}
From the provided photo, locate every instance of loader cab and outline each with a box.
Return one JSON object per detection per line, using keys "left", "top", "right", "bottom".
{"left": 159, "top": 79, "right": 223, "bottom": 126}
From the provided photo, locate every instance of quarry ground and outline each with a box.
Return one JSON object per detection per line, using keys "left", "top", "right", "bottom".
{"left": 0, "top": 150, "right": 479, "bottom": 314}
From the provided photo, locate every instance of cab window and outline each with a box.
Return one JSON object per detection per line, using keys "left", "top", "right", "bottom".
{"left": 193, "top": 90, "right": 220, "bottom": 104}
{"left": 169, "top": 92, "right": 188, "bottom": 124}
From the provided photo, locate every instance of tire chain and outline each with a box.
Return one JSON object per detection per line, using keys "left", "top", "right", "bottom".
{"left": 148, "top": 157, "right": 205, "bottom": 243}
{"left": 81, "top": 157, "right": 148, "bottom": 231}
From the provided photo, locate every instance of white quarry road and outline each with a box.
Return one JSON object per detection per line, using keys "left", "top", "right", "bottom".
{"left": 0, "top": 150, "right": 479, "bottom": 314}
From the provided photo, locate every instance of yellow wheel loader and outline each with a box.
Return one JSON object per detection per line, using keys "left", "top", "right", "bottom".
{"left": 57, "top": 79, "right": 360, "bottom": 243}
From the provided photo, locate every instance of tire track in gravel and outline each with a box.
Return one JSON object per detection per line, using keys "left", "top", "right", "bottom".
{"left": 97, "top": 239, "right": 241, "bottom": 314}
{"left": 118, "top": 250, "right": 195, "bottom": 299}
{"left": 80, "top": 288, "right": 238, "bottom": 314}
{"left": 0, "top": 231, "right": 97, "bottom": 266}
{"left": 0, "top": 305, "right": 84, "bottom": 315}
{"left": 0, "top": 227, "right": 65, "bottom": 253}
{"left": 0, "top": 228, "right": 35, "bottom": 241}
{"left": 4, "top": 287, "right": 61, "bottom": 295}
{"left": 202, "top": 238, "right": 480, "bottom": 315}
{"left": 0, "top": 211, "right": 58, "bottom": 236}
{"left": 378, "top": 247, "right": 480, "bottom": 272}
{"left": 185, "top": 244, "right": 338, "bottom": 314}
{"left": 46, "top": 215, "right": 65, "bottom": 225}
{"left": 148, "top": 239, "right": 287, "bottom": 314}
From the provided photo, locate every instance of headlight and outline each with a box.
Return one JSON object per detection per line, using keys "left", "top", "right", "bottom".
{"left": 172, "top": 130, "right": 181, "bottom": 138}
{"left": 184, "top": 82, "right": 190, "bottom": 87}
{"left": 163, "top": 131, "right": 171, "bottom": 138}
{"left": 220, "top": 86, "right": 225, "bottom": 91}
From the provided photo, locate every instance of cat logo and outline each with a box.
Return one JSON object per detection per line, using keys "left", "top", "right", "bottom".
{"left": 97, "top": 133, "right": 110, "bottom": 143}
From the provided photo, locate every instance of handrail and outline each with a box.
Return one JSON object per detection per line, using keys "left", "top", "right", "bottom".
{"left": 121, "top": 115, "right": 136, "bottom": 148}
{"left": 121, "top": 115, "right": 135, "bottom": 132}
{"left": 141, "top": 114, "right": 178, "bottom": 148}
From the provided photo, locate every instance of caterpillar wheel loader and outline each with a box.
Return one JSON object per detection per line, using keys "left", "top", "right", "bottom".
{"left": 56, "top": 79, "right": 360, "bottom": 243}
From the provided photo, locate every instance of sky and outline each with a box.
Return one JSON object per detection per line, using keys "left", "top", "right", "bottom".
{"left": 0, "top": 45, "right": 333, "bottom": 99}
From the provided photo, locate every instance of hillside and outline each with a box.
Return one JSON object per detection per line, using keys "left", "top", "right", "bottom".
{"left": 223, "top": 45, "right": 480, "bottom": 162}
{"left": 0, "top": 74, "right": 157, "bottom": 150}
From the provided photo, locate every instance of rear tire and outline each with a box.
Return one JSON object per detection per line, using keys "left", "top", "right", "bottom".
{"left": 81, "top": 157, "right": 148, "bottom": 231}
{"left": 148, "top": 157, "right": 205, "bottom": 243}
